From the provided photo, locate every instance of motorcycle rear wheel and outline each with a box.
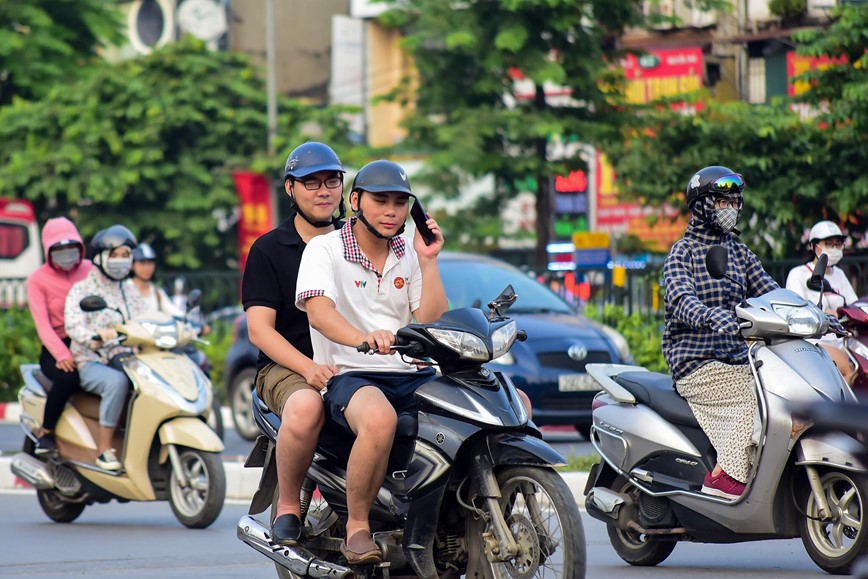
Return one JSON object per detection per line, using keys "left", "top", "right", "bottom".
{"left": 799, "top": 469, "right": 868, "bottom": 574}
{"left": 22, "top": 437, "right": 86, "bottom": 523}
{"left": 606, "top": 476, "right": 676, "bottom": 566}
{"left": 467, "top": 466, "right": 586, "bottom": 578}
{"left": 168, "top": 447, "right": 225, "bottom": 529}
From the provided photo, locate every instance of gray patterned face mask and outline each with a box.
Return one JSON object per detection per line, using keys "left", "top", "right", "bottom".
{"left": 714, "top": 207, "right": 739, "bottom": 233}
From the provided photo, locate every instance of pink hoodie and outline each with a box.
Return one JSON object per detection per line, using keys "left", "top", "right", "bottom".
{"left": 26, "top": 217, "right": 93, "bottom": 363}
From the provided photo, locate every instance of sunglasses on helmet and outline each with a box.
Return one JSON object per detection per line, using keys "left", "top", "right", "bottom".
{"left": 711, "top": 173, "right": 745, "bottom": 194}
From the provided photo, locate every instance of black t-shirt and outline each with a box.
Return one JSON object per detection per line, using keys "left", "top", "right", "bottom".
{"left": 242, "top": 216, "right": 323, "bottom": 373}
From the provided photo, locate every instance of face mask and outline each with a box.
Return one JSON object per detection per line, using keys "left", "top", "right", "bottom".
{"left": 821, "top": 248, "right": 843, "bottom": 267}
{"left": 50, "top": 247, "right": 81, "bottom": 271}
{"left": 714, "top": 207, "right": 739, "bottom": 234}
{"left": 104, "top": 257, "right": 132, "bottom": 280}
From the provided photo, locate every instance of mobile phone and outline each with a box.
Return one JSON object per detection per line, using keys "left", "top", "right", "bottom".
{"left": 410, "top": 199, "right": 436, "bottom": 246}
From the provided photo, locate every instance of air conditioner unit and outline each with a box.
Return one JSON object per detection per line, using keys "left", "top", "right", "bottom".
{"left": 674, "top": 0, "right": 717, "bottom": 28}
{"left": 644, "top": 0, "right": 676, "bottom": 30}
{"left": 807, "top": 0, "right": 837, "bottom": 18}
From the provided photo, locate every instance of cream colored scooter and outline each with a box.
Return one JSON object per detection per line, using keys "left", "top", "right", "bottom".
{"left": 13, "top": 294, "right": 226, "bottom": 528}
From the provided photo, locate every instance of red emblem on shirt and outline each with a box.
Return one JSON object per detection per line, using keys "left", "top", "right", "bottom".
{"left": 394, "top": 277, "right": 405, "bottom": 290}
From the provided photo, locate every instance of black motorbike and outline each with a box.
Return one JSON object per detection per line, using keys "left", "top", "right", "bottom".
{"left": 237, "top": 285, "right": 586, "bottom": 579}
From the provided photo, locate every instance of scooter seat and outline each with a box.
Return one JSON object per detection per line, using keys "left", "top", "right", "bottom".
{"left": 34, "top": 370, "right": 53, "bottom": 393}
{"left": 614, "top": 371, "right": 700, "bottom": 428}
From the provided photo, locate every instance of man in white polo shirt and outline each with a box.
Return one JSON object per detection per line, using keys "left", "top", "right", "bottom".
{"left": 295, "top": 159, "right": 447, "bottom": 565}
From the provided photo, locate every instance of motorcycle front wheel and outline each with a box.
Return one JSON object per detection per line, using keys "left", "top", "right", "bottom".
{"left": 799, "top": 469, "right": 868, "bottom": 574}
{"left": 168, "top": 447, "right": 225, "bottom": 529}
{"left": 467, "top": 466, "right": 586, "bottom": 579}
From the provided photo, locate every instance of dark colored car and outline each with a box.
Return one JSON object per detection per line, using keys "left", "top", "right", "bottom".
{"left": 225, "top": 251, "right": 631, "bottom": 439}
{"left": 224, "top": 314, "right": 260, "bottom": 440}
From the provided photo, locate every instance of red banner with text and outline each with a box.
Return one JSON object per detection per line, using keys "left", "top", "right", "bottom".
{"left": 233, "top": 171, "right": 273, "bottom": 272}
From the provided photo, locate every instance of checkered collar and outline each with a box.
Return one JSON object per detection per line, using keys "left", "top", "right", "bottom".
{"left": 340, "top": 217, "right": 406, "bottom": 274}
{"left": 685, "top": 218, "right": 730, "bottom": 244}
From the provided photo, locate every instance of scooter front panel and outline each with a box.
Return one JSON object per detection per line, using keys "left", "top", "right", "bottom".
{"left": 592, "top": 404, "right": 701, "bottom": 473}
{"left": 759, "top": 341, "right": 851, "bottom": 402}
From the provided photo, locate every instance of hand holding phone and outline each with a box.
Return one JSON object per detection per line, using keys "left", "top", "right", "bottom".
{"left": 410, "top": 199, "right": 436, "bottom": 246}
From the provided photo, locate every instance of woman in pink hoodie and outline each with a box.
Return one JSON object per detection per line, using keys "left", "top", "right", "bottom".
{"left": 26, "top": 217, "right": 93, "bottom": 453}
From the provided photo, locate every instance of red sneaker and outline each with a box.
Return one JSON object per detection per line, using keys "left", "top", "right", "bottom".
{"left": 701, "top": 470, "right": 746, "bottom": 500}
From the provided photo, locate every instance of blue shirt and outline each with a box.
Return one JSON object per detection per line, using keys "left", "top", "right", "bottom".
{"left": 662, "top": 219, "right": 779, "bottom": 382}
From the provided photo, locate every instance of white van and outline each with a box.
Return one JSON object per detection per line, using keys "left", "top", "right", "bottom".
{"left": 0, "top": 198, "right": 42, "bottom": 306}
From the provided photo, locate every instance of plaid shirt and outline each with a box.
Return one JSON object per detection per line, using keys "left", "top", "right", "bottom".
{"left": 662, "top": 219, "right": 779, "bottom": 382}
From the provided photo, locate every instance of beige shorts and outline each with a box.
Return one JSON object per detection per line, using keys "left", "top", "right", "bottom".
{"left": 255, "top": 362, "right": 317, "bottom": 416}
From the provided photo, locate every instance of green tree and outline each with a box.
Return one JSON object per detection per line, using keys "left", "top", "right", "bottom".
{"left": 602, "top": 5, "right": 868, "bottom": 259}
{"left": 0, "top": 0, "right": 123, "bottom": 106}
{"left": 379, "top": 0, "right": 647, "bottom": 267}
{"left": 0, "top": 39, "right": 360, "bottom": 269}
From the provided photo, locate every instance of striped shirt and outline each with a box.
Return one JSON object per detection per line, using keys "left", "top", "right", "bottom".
{"left": 662, "top": 219, "right": 779, "bottom": 382}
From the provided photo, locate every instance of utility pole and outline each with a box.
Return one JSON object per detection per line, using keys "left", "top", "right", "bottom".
{"left": 265, "top": 0, "right": 277, "bottom": 156}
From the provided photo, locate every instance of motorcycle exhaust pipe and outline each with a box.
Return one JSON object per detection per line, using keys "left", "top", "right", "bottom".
{"left": 237, "top": 515, "right": 356, "bottom": 579}
{"left": 10, "top": 452, "right": 55, "bottom": 490}
{"left": 585, "top": 487, "right": 636, "bottom": 530}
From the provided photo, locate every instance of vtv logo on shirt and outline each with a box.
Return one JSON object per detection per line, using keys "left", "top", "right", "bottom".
{"left": 354, "top": 280, "right": 367, "bottom": 288}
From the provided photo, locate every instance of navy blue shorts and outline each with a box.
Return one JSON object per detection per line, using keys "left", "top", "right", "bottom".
{"left": 323, "top": 368, "right": 436, "bottom": 432}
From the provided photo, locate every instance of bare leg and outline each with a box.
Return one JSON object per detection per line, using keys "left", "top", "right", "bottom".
{"left": 98, "top": 426, "right": 116, "bottom": 454}
{"left": 342, "top": 386, "right": 397, "bottom": 538}
{"left": 275, "top": 389, "right": 324, "bottom": 518}
{"left": 821, "top": 344, "right": 856, "bottom": 386}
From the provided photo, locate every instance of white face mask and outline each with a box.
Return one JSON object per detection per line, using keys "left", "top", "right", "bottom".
{"left": 104, "top": 257, "right": 133, "bottom": 280}
{"left": 821, "top": 248, "right": 843, "bottom": 267}
{"left": 50, "top": 247, "right": 81, "bottom": 271}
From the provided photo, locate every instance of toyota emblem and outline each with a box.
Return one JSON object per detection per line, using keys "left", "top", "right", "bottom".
{"left": 568, "top": 344, "right": 588, "bottom": 361}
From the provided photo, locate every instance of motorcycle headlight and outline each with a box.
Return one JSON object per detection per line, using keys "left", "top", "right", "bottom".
{"left": 491, "top": 321, "right": 517, "bottom": 361}
{"left": 141, "top": 321, "right": 179, "bottom": 349}
{"left": 488, "top": 351, "right": 515, "bottom": 366}
{"left": 771, "top": 304, "right": 823, "bottom": 336}
{"left": 428, "top": 328, "right": 489, "bottom": 361}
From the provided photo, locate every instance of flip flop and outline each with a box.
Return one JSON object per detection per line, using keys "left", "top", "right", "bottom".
{"left": 340, "top": 530, "right": 383, "bottom": 565}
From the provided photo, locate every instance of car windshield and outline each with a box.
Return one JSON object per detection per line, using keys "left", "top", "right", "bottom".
{"left": 439, "top": 258, "right": 574, "bottom": 315}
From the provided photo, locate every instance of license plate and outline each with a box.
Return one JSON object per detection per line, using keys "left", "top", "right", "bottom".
{"left": 558, "top": 373, "right": 600, "bottom": 392}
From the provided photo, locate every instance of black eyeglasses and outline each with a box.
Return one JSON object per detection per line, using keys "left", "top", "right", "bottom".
{"left": 297, "top": 176, "right": 343, "bottom": 191}
{"left": 713, "top": 196, "right": 743, "bottom": 209}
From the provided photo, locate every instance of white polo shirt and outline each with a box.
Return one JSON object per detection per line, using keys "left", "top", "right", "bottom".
{"left": 296, "top": 218, "right": 423, "bottom": 374}
{"left": 785, "top": 262, "right": 858, "bottom": 347}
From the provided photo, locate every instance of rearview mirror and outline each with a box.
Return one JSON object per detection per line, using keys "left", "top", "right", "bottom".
{"left": 806, "top": 278, "right": 834, "bottom": 293}
{"left": 80, "top": 296, "right": 108, "bottom": 313}
{"left": 705, "top": 245, "right": 728, "bottom": 280}
{"left": 488, "top": 285, "right": 517, "bottom": 319}
{"left": 809, "top": 253, "right": 829, "bottom": 289}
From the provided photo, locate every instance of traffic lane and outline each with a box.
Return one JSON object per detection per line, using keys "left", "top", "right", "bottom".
{"left": 583, "top": 515, "right": 832, "bottom": 578}
{"left": 1, "top": 494, "right": 272, "bottom": 578}
{"left": 0, "top": 494, "right": 834, "bottom": 578}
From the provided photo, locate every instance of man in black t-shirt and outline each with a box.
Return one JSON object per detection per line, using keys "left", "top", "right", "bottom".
{"left": 241, "top": 142, "right": 345, "bottom": 545}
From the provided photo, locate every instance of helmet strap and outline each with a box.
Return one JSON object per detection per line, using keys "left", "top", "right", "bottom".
{"left": 352, "top": 191, "right": 404, "bottom": 240}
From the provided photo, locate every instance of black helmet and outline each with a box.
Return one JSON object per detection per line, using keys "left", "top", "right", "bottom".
{"left": 284, "top": 142, "right": 345, "bottom": 180}
{"left": 351, "top": 160, "right": 413, "bottom": 240}
{"left": 132, "top": 242, "right": 157, "bottom": 262}
{"left": 351, "top": 159, "right": 412, "bottom": 195}
{"left": 685, "top": 166, "right": 744, "bottom": 209}
{"left": 91, "top": 225, "right": 137, "bottom": 253}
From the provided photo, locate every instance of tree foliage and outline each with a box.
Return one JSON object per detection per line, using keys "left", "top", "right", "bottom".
{"left": 380, "top": 0, "right": 648, "bottom": 266}
{"left": 0, "top": 39, "right": 360, "bottom": 269}
{"left": 602, "top": 5, "right": 868, "bottom": 259}
{"left": 0, "top": 0, "right": 123, "bottom": 105}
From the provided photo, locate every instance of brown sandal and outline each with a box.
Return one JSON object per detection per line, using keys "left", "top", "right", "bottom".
{"left": 340, "top": 530, "right": 382, "bottom": 565}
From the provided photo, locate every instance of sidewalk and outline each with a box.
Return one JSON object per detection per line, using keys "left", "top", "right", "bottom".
{"left": 0, "top": 402, "right": 589, "bottom": 503}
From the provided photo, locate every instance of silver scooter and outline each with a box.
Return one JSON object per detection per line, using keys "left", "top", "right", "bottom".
{"left": 583, "top": 247, "right": 868, "bottom": 575}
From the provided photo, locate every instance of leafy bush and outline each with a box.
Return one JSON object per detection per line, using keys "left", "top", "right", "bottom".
{"left": 199, "top": 318, "right": 236, "bottom": 404}
{"left": 0, "top": 308, "right": 41, "bottom": 402}
{"left": 586, "top": 304, "right": 668, "bottom": 373}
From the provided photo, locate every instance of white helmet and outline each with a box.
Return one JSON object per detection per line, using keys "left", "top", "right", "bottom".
{"left": 809, "top": 220, "right": 844, "bottom": 244}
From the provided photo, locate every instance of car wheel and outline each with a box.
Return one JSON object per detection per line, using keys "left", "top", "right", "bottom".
{"left": 231, "top": 367, "right": 260, "bottom": 441}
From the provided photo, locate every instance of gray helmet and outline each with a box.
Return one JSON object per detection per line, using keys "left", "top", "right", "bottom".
{"left": 284, "top": 142, "right": 345, "bottom": 180}
{"left": 351, "top": 159, "right": 412, "bottom": 195}
{"left": 132, "top": 242, "right": 157, "bottom": 262}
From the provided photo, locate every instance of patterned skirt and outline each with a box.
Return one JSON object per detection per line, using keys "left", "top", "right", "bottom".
{"left": 675, "top": 361, "right": 757, "bottom": 483}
